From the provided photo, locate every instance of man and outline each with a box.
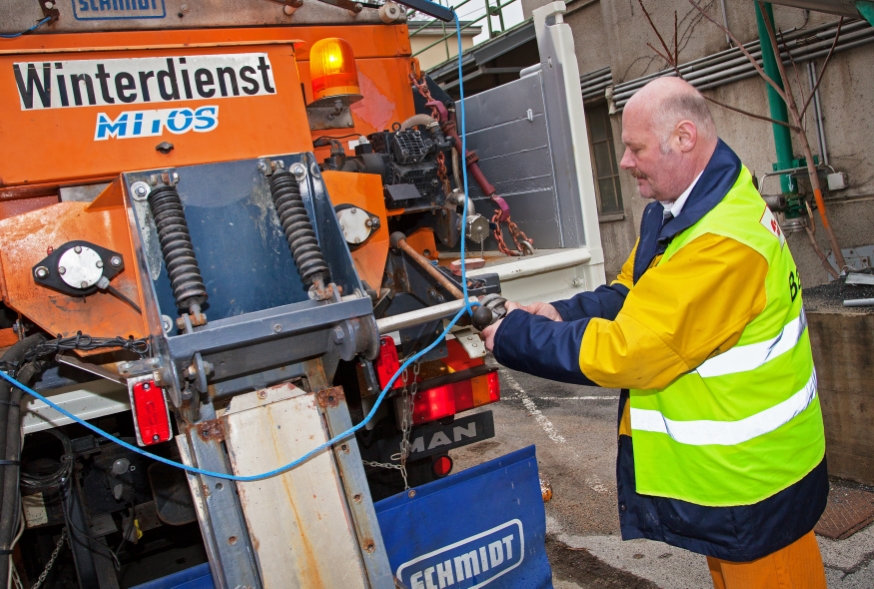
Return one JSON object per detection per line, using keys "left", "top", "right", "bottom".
{"left": 481, "top": 77, "right": 828, "bottom": 588}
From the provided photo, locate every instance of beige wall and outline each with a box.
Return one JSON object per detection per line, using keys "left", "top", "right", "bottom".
{"left": 410, "top": 30, "right": 478, "bottom": 70}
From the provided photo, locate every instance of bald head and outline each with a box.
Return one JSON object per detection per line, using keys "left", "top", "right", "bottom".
{"left": 619, "top": 78, "right": 718, "bottom": 202}
{"left": 627, "top": 77, "right": 717, "bottom": 150}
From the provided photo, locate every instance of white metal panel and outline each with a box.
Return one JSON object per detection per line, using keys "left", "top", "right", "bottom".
{"left": 22, "top": 380, "right": 128, "bottom": 434}
{"left": 223, "top": 384, "right": 368, "bottom": 589}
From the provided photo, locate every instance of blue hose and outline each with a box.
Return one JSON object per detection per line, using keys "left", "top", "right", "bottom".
{"left": 0, "top": 11, "right": 476, "bottom": 483}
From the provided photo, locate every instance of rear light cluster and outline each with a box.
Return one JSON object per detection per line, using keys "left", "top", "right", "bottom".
{"left": 408, "top": 371, "right": 500, "bottom": 425}
{"left": 376, "top": 335, "right": 501, "bottom": 426}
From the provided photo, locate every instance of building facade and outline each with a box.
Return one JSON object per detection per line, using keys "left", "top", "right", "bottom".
{"left": 435, "top": 0, "right": 874, "bottom": 285}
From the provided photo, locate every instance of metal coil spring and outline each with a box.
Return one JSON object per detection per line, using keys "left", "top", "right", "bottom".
{"left": 268, "top": 171, "right": 329, "bottom": 287}
{"left": 147, "top": 185, "right": 208, "bottom": 310}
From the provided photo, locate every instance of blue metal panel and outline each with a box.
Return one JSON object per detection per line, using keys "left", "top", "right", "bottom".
{"left": 375, "top": 446, "right": 553, "bottom": 589}
{"left": 129, "top": 562, "right": 213, "bottom": 589}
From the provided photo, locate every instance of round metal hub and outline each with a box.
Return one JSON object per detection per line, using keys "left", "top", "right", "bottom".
{"left": 57, "top": 246, "right": 104, "bottom": 290}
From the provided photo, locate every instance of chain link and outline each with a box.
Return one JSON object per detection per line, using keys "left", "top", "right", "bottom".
{"left": 491, "top": 212, "right": 534, "bottom": 257}
{"left": 393, "top": 362, "right": 421, "bottom": 490}
{"left": 31, "top": 528, "right": 66, "bottom": 589}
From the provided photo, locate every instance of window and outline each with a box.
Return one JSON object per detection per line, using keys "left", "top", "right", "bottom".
{"left": 585, "top": 102, "right": 624, "bottom": 217}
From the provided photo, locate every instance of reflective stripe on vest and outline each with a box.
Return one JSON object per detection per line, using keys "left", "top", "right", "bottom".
{"left": 696, "top": 310, "right": 808, "bottom": 378}
{"left": 630, "top": 368, "right": 817, "bottom": 446}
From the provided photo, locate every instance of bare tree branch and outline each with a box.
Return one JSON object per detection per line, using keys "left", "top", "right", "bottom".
{"left": 686, "top": 0, "right": 790, "bottom": 105}
{"left": 800, "top": 17, "right": 843, "bottom": 120}
{"left": 702, "top": 95, "right": 800, "bottom": 130}
{"left": 638, "top": 0, "right": 678, "bottom": 70}
{"left": 779, "top": 28, "right": 807, "bottom": 123}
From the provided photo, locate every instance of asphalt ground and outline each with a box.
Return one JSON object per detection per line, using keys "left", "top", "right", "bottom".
{"left": 451, "top": 362, "right": 874, "bottom": 589}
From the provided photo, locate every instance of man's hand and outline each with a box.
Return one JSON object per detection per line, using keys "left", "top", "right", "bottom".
{"left": 481, "top": 301, "right": 561, "bottom": 351}
{"left": 505, "top": 301, "right": 563, "bottom": 321}
{"left": 481, "top": 316, "right": 504, "bottom": 351}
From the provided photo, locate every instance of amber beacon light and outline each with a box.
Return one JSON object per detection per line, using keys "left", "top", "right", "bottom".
{"left": 309, "top": 38, "right": 363, "bottom": 105}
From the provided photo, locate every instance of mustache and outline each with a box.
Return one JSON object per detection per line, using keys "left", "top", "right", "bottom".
{"left": 628, "top": 169, "right": 647, "bottom": 180}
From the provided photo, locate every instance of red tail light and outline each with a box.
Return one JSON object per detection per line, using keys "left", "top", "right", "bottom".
{"left": 432, "top": 455, "right": 453, "bottom": 477}
{"left": 131, "top": 380, "right": 172, "bottom": 446}
{"left": 406, "top": 371, "right": 500, "bottom": 425}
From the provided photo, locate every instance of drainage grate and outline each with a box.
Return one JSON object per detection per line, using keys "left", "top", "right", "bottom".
{"left": 814, "top": 482, "right": 874, "bottom": 540}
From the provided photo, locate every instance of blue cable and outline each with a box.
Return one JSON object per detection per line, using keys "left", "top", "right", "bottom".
{"left": 1, "top": 16, "right": 51, "bottom": 39}
{"left": 0, "top": 9, "right": 477, "bottom": 483}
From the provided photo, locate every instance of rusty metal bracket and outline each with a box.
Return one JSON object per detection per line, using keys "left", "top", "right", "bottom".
{"left": 316, "top": 386, "right": 345, "bottom": 408}
{"left": 194, "top": 418, "right": 225, "bottom": 443}
{"left": 38, "top": 0, "right": 60, "bottom": 23}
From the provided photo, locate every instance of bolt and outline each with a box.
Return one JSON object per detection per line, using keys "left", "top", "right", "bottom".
{"left": 161, "top": 315, "right": 173, "bottom": 333}
{"left": 408, "top": 489, "right": 416, "bottom": 498}
{"left": 80, "top": 281, "right": 88, "bottom": 288}
{"left": 135, "top": 184, "right": 147, "bottom": 197}
{"left": 44, "top": 1, "right": 53, "bottom": 8}
{"left": 364, "top": 543, "right": 375, "bottom": 553}
{"left": 258, "top": 161, "right": 269, "bottom": 174}
{"left": 58, "top": 266, "right": 66, "bottom": 275}
{"left": 371, "top": 217, "right": 380, "bottom": 228}
{"left": 143, "top": 382, "right": 151, "bottom": 390}
{"left": 273, "top": 323, "right": 282, "bottom": 333}
{"left": 340, "top": 444, "right": 349, "bottom": 453}
{"left": 291, "top": 163, "right": 306, "bottom": 180}
{"left": 353, "top": 493, "right": 362, "bottom": 503}
{"left": 228, "top": 536, "right": 237, "bottom": 545}
{"left": 96, "top": 260, "right": 104, "bottom": 268}
{"left": 108, "top": 255, "right": 122, "bottom": 268}
{"left": 257, "top": 390, "right": 268, "bottom": 400}
{"left": 74, "top": 245, "right": 82, "bottom": 254}
{"left": 152, "top": 434, "right": 159, "bottom": 442}
{"left": 571, "top": 278, "right": 583, "bottom": 287}
{"left": 34, "top": 266, "right": 49, "bottom": 279}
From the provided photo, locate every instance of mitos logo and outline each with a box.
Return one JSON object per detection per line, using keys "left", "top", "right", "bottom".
{"left": 94, "top": 106, "right": 218, "bottom": 140}
{"left": 396, "top": 520, "right": 524, "bottom": 589}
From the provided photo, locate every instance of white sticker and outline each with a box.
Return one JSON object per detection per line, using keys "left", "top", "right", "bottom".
{"left": 13, "top": 54, "right": 276, "bottom": 111}
{"left": 23, "top": 493, "right": 48, "bottom": 528}
{"left": 760, "top": 206, "right": 785, "bottom": 249}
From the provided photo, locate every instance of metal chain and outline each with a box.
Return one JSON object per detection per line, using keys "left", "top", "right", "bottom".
{"left": 394, "top": 362, "right": 421, "bottom": 490}
{"left": 491, "top": 212, "right": 534, "bottom": 256}
{"left": 31, "top": 528, "right": 67, "bottom": 589}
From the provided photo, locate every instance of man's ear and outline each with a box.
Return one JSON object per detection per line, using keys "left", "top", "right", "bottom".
{"left": 675, "top": 120, "right": 698, "bottom": 153}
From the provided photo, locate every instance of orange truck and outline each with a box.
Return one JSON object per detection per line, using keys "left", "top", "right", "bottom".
{"left": 0, "top": 1, "right": 604, "bottom": 587}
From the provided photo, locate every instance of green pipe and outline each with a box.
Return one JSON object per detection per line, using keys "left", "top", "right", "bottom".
{"left": 755, "top": 2, "right": 795, "bottom": 194}
{"left": 857, "top": 1, "right": 874, "bottom": 27}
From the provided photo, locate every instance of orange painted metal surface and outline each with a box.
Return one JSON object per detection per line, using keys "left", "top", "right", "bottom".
{"left": 0, "top": 180, "right": 147, "bottom": 350}
{"left": 405, "top": 228, "right": 439, "bottom": 260}
{"left": 0, "top": 329, "right": 18, "bottom": 348}
{"left": 1, "top": 28, "right": 312, "bottom": 189}
{"left": 0, "top": 195, "right": 59, "bottom": 222}
{"left": 321, "top": 170, "right": 388, "bottom": 291}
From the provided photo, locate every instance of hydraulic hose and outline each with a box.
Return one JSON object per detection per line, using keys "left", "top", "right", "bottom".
{"left": 0, "top": 334, "right": 45, "bottom": 583}
{"left": 400, "top": 114, "right": 438, "bottom": 131}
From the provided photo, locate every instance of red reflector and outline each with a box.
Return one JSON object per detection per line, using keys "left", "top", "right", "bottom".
{"left": 373, "top": 336, "right": 400, "bottom": 390}
{"left": 408, "top": 370, "right": 501, "bottom": 425}
{"left": 432, "top": 455, "right": 453, "bottom": 477}
{"left": 132, "top": 380, "right": 171, "bottom": 446}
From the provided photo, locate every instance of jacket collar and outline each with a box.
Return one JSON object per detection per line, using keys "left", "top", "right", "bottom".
{"left": 633, "top": 139, "right": 742, "bottom": 284}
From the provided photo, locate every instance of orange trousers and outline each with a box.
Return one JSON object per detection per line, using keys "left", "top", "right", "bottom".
{"left": 707, "top": 531, "right": 827, "bottom": 589}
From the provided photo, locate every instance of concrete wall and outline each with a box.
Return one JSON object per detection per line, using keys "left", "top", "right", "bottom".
{"left": 522, "top": 0, "right": 874, "bottom": 285}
